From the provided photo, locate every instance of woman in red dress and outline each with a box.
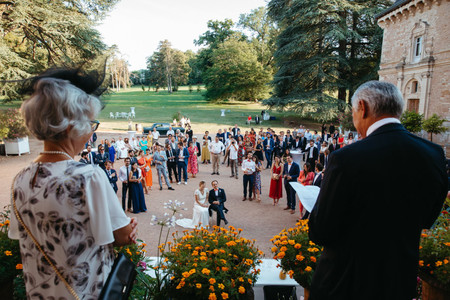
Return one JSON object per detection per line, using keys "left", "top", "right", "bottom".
{"left": 269, "top": 156, "right": 284, "bottom": 205}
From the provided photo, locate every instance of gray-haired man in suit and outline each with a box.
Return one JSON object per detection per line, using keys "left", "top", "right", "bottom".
{"left": 153, "top": 143, "right": 175, "bottom": 191}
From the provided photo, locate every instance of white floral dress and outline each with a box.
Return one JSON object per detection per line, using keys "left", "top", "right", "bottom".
{"left": 9, "top": 160, "right": 130, "bottom": 299}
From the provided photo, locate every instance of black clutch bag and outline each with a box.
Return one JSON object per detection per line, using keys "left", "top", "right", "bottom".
{"left": 99, "top": 253, "right": 137, "bottom": 300}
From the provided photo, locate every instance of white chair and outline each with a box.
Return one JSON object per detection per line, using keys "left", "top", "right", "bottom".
{"left": 109, "top": 112, "right": 115, "bottom": 119}
{"left": 115, "top": 112, "right": 120, "bottom": 119}
{"left": 131, "top": 111, "right": 136, "bottom": 118}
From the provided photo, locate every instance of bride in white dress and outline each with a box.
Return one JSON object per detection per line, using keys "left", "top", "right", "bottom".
{"left": 176, "top": 181, "right": 210, "bottom": 228}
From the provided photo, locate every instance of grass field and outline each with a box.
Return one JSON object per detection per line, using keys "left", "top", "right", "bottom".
{"left": 1, "top": 86, "right": 321, "bottom": 133}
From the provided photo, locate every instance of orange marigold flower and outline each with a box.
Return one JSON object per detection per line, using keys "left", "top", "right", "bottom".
{"left": 238, "top": 286, "right": 245, "bottom": 294}
{"left": 287, "top": 270, "right": 294, "bottom": 278}
{"left": 288, "top": 240, "right": 295, "bottom": 245}
{"left": 280, "top": 246, "right": 287, "bottom": 252}
{"left": 189, "top": 269, "right": 196, "bottom": 274}
{"left": 294, "top": 243, "right": 301, "bottom": 249}
{"left": 209, "top": 278, "right": 216, "bottom": 285}
{"left": 310, "top": 256, "right": 317, "bottom": 263}
{"left": 210, "top": 285, "right": 215, "bottom": 291}
{"left": 238, "top": 277, "right": 245, "bottom": 282}
{"left": 305, "top": 266, "right": 312, "bottom": 272}
{"left": 208, "top": 293, "right": 217, "bottom": 300}
{"left": 182, "top": 271, "right": 190, "bottom": 278}
{"left": 218, "top": 283, "right": 225, "bottom": 290}
{"left": 277, "top": 252, "right": 285, "bottom": 259}
{"left": 221, "top": 292, "right": 229, "bottom": 299}
{"left": 4, "top": 251, "right": 12, "bottom": 256}
{"left": 444, "top": 242, "right": 450, "bottom": 247}
{"left": 16, "top": 264, "right": 23, "bottom": 270}
{"left": 436, "top": 261, "right": 443, "bottom": 267}
{"left": 196, "top": 283, "right": 202, "bottom": 289}
{"left": 296, "top": 255, "right": 304, "bottom": 261}
{"left": 221, "top": 267, "right": 229, "bottom": 272}
{"left": 444, "top": 259, "right": 449, "bottom": 265}
{"left": 271, "top": 247, "right": 278, "bottom": 253}
{"left": 248, "top": 278, "right": 252, "bottom": 284}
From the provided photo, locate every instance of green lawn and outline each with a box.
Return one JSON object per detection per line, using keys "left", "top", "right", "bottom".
{"left": 2, "top": 86, "right": 321, "bottom": 132}
{"left": 99, "top": 86, "right": 315, "bottom": 131}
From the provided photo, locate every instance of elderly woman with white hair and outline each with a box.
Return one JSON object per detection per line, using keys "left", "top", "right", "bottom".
{"left": 8, "top": 69, "right": 138, "bottom": 299}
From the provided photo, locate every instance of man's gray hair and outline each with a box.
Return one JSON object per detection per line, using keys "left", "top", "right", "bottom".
{"left": 21, "top": 77, "right": 101, "bottom": 141}
{"left": 351, "top": 81, "right": 404, "bottom": 118}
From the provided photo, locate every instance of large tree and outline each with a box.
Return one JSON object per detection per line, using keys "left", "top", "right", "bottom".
{"left": 0, "top": 0, "right": 116, "bottom": 99}
{"left": 238, "top": 7, "right": 279, "bottom": 68}
{"left": 146, "top": 40, "right": 190, "bottom": 93}
{"left": 203, "top": 38, "right": 271, "bottom": 102}
{"left": 265, "top": 0, "right": 390, "bottom": 122}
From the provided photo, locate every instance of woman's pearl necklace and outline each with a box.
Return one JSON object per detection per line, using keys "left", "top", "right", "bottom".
{"left": 40, "top": 151, "right": 73, "bottom": 160}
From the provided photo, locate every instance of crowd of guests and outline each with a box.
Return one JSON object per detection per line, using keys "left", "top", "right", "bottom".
{"left": 81, "top": 122, "right": 357, "bottom": 220}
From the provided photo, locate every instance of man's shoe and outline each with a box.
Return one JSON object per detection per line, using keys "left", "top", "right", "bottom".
{"left": 235, "top": 176, "right": 238, "bottom": 179}
{"left": 177, "top": 182, "right": 181, "bottom": 185}
{"left": 211, "top": 172, "right": 216, "bottom": 175}
{"left": 217, "top": 172, "right": 220, "bottom": 175}
{"left": 159, "top": 187, "right": 163, "bottom": 190}
{"left": 242, "top": 197, "right": 247, "bottom": 201}
{"left": 184, "top": 182, "right": 187, "bottom": 185}
{"left": 224, "top": 208, "right": 229, "bottom": 214}
{"left": 290, "top": 210, "right": 295, "bottom": 214}
{"left": 224, "top": 219, "right": 229, "bottom": 225}
{"left": 230, "top": 175, "right": 234, "bottom": 178}
{"left": 168, "top": 187, "right": 175, "bottom": 190}
{"left": 283, "top": 207, "right": 290, "bottom": 210}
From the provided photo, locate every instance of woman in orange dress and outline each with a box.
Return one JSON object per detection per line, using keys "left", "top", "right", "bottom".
{"left": 137, "top": 150, "right": 149, "bottom": 194}
{"left": 298, "top": 162, "right": 314, "bottom": 215}
{"left": 144, "top": 148, "right": 153, "bottom": 190}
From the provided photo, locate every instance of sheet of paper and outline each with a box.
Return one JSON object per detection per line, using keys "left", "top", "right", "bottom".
{"left": 289, "top": 182, "right": 320, "bottom": 212}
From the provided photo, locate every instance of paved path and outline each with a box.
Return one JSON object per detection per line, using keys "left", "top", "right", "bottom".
{"left": 0, "top": 134, "right": 300, "bottom": 256}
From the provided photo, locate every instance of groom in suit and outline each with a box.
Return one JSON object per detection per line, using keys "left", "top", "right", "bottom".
{"left": 309, "top": 81, "right": 447, "bottom": 300}
{"left": 208, "top": 180, "right": 228, "bottom": 226}
{"left": 283, "top": 154, "right": 300, "bottom": 214}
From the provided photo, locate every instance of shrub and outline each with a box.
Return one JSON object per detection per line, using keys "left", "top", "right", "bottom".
{"left": 0, "top": 109, "right": 28, "bottom": 140}
{"left": 400, "top": 110, "right": 424, "bottom": 133}
{"left": 423, "top": 114, "right": 447, "bottom": 142}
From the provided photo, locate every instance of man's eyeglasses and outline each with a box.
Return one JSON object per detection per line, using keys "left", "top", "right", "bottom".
{"left": 91, "top": 120, "right": 100, "bottom": 132}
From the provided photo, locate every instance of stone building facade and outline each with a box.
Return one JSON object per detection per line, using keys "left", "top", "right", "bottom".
{"left": 376, "top": 0, "right": 450, "bottom": 148}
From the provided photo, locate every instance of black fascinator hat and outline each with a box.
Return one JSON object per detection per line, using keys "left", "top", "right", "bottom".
{"left": 21, "top": 66, "right": 107, "bottom": 99}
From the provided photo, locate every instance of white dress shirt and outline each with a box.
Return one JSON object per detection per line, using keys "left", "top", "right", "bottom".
{"left": 228, "top": 144, "right": 238, "bottom": 159}
{"left": 242, "top": 159, "right": 256, "bottom": 174}
{"left": 209, "top": 141, "right": 225, "bottom": 154}
{"left": 366, "top": 118, "right": 401, "bottom": 137}
{"left": 118, "top": 165, "right": 131, "bottom": 182}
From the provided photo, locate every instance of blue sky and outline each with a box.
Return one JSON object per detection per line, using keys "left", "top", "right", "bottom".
{"left": 96, "top": 0, "right": 267, "bottom": 71}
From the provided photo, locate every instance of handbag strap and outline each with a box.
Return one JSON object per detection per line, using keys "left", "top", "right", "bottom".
{"left": 11, "top": 174, "right": 81, "bottom": 300}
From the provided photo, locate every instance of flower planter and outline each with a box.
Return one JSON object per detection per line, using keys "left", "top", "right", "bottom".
{"left": 4, "top": 136, "right": 30, "bottom": 156}
{"left": 421, "top": 279, "right": 450, "bottom": 300}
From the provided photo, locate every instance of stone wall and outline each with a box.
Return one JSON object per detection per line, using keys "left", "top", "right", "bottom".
{"left": 377, "top": 0, "right": 450, "bottom": 151}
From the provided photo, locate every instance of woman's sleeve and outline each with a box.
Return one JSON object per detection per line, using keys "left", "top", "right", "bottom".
{"left": 85, "top": 169, "right": 130, "bottom": 245}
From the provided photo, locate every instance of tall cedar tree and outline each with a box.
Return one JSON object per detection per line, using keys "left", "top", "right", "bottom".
{"left": 265, "top": 0, "right": 390, "bottom": 122}
{"left": 0, "top": 0, "right": 116, "bottom": 100}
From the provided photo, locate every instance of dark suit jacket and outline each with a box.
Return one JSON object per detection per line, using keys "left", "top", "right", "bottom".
{"left": 96, "top": 152, "right": 109, "bottom": 169}
{"left": 176, "top": 147, "right": 189, "bottom": 165}
{"left": 263, "top": 138, "right": 274, "bottom": 151}
{"left": 195, "top": 141, "right": 202, "bottom": 156}
{"left": 312, "top": 172, "right": 322, "bottom": 187}
{"left": 208, "top": 188, "right": 227, "bottom": 205}
{"left": 166, "top": 147, "right": 177, "bottom": 163}
{"left": 328, "top": 143, "right": 340, "bottom": 153}
{"left": 104, "top": 168, "right": 118, "bottom": 192}
{"left": 305, "top": 146, "right": 319, "bottom": 162}
{"left": 291, "top": 140, "right": 302, "bottom": 150}
{"left": 309, "top": 123, "right": 447, "bottom": 300}
{"left": 282, "top": 162, "right": 300, "bottom": 182}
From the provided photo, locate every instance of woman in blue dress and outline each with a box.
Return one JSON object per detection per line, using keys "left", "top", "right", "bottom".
{"left": 129, "top": 162, "right": 147, "bottom": 214}
{"left": 107, "top": 139, "right": 116, "bottom": 166}
{"left": 139, "top": 137, "right": 149, "bottom": 153}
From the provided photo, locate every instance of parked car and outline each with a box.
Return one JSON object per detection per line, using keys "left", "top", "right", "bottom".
{"left": 143, "top": 123, "right": 185, "bottom": 137}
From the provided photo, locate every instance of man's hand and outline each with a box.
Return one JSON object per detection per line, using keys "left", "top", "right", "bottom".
{"left": 213, "top": 201, "right": 220, "bottom": 205}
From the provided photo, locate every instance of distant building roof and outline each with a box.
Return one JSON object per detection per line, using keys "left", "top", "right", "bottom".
{"left": 375, "top": 0, "right": 413, "bottom": 19}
